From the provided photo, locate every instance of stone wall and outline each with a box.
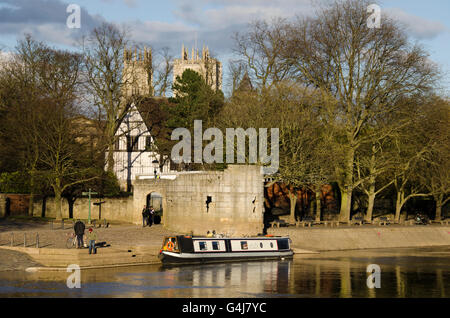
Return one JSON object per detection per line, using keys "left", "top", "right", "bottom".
{"left": 269, "top": 226, "right": 450, "bottom": 251}
{"left": 31, "top": 166, "right": 265, "bottom": 236}
{"left": 0, "top": 194, "right": 29, "bottom": 216}
{"left": 0, "top": 194, "right": 6, "bottom": 218}
{"left": 133, "top": 165, "right": 264, "bottom": 236}
{"left": 33, "top": 196, "right": 133, "bottom": 223}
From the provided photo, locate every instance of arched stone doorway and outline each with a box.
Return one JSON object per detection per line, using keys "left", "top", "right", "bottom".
{"left": 146, "top": 192, "right": 163, "bottom": 224}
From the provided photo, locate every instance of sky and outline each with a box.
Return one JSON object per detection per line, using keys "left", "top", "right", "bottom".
{"left": 0, "top": 0, "right": 449, "bottom": 93}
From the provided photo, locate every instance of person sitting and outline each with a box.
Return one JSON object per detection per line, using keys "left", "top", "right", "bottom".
{"left": 206, "top": 231, "right": 213, "bottom": 238}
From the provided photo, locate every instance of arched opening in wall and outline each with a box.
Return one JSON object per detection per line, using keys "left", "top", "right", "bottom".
{"left": 146, "top": 192, "right": 163, "bottom": 225}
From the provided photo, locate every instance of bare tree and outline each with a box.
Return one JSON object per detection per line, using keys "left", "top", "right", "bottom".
{"left": 282, "top": 0, "right": 438, "bottom": 222}
{"left": 82, "top": 22, "right": 135, "bottom": 173}
{"left": 0, "top": 40, "right": 43, "bottom": 215}
{"left": 233, "top": 18, "right": 293, "bottom": 91}
{"left": 417, "top": 96, "right": 450, "bottom": 220}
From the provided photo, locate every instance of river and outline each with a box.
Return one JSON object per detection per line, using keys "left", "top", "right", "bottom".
{"left": 0, "top": 247, "right": 448, "bottom": 298}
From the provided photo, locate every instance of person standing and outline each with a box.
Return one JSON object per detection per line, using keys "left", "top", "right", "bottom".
{"left": 74, "top": 219, "right": 85, "bottom": 249}
{"left": 148, "top": 206, "right": 155, "bottom": 227}
{"left": 142, "top": 205, "right": 148, "bottom": 227}
{"left": 87, "top": 227, "right": 97, "bottom": 255}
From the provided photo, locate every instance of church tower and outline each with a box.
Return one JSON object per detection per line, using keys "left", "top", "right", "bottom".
{"left": 173, "top": 44, "right": 222, "bottom": 93}
{"left": 123, "top": 47, "right": 153, "bottom": 98}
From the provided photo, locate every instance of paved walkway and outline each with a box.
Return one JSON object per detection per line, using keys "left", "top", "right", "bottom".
{"left": 0, "top": 219, "right": 180, "bottom": 250}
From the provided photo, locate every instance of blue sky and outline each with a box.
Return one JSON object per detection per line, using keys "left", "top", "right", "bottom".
{"left": 1, "top": 0, "right": 449, "bottom": 93}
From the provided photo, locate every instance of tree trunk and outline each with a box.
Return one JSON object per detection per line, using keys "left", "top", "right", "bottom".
{"left": 289, "top": 191, "right": 297, "bottom": 225}
{"left": 435, "top": 204, "right": 442, "bottom": 221}
{"left": 107, "top": 143, "right": 115, "bottom": 173}
{"left": 395, "top": 191, "right": 403, "bottom": 223}
{"left": 54, "top": 180, "right": 63, "bottom": 220}
{"left": 339, "top": 188, "right": 352, "bottom": 223}
{"left": 435, "top": 194, "right": 443, "bottom": 221}
{"left": 55, "top": 191, "right": 63, "bottom": 220}
{"left": 366, "top": 179, "right": 376, "bottom": 222}
{"left": 366, "top": 192, "right": 375, "bottom": 223}
{"left": 28, "top": 171, "right": 35, "bottom": 216}
{"left": 28, "top": 193, "right": 34, "bottom": 217}
{"left": 67, "top": 196, "right": 76, "bottom": 219}
{"left": 339, "top": 148, "right": 354, "bottom": 223}
{"left": 315, "top": 188, "right": 321, "bottom": 222}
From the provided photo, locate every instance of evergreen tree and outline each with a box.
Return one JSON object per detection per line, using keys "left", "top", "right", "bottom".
{"left": 168, "top": 69, "right": 224, "bottom": 129}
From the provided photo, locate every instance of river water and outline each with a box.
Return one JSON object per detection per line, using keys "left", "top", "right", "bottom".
{"left": 0, "top": 247, "right": 449, "bottom": 298}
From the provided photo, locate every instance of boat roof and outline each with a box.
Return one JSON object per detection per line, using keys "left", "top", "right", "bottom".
{"left": 165, "top": 235, "right": 288, "bottom": 240}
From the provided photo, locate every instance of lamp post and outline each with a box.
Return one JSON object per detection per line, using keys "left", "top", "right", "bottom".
{"left": 82, "top": 188, "right": 98, "bottom": 224}
{"left": 152, "top": 159, "right": 159, "bottom": 179}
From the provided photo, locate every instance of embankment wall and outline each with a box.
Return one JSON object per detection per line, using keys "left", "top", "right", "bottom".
{"left": 268, "top": 226, "right": 450, "bottom": 251}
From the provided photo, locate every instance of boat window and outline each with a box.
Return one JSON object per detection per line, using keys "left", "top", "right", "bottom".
{"left": 277, "top": 239, "right": 289, "bottom": 250}
{"left": 270, "top": 242, "right": 274, "bottom": 248}
{"left": 199, "top": 242, "right": 207, "bottom": 251}
{"left": 212, "top": 241, "right": 219, "bottom": 250}
{"left": 240, "top": 241, "right": 248, "bottom": 250}
{"left": 260, "top": 242, "right": 263, "bottom": 248}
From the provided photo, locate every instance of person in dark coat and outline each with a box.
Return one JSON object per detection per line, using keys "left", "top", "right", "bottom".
{"left": 142, "top": 205, "right": 149, "bottom": 227}
{"left": 148, "top": 206, "right": 155, "bottom": 227}
{"left": 74, "top": 219, "right": 85, "bottom": 249}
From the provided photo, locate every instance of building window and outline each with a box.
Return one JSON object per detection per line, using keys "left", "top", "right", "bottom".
{"left": 115, "top": 138, "right": 120, "bottom": 150}
{"left": 127, "top": 136, "right": 139, "bottom": 152}
{"left": 145, "top": 136, "right": 152, "bottom": 150}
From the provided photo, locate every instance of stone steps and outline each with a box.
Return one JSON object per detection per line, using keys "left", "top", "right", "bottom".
{"left": 32, "top": 254, "right": 158, "bottom": 267}
{"left": 1, "top": 245, "right": 161, "bottom": 269}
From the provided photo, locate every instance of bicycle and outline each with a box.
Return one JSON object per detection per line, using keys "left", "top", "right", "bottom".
{"left": 66, "top": 232, "right": 77, "bottom": 249}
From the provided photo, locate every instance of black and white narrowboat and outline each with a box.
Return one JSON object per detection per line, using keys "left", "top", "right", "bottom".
{"left": 158, "top": 235, "right": 293, "bottom": 264}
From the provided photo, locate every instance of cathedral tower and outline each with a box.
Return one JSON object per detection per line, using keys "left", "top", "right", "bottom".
{"left": 123, "top": 47, "right": 153, "bottom": 98}
{"left": 173, "top": 44, "right": 222, "bottom": 93}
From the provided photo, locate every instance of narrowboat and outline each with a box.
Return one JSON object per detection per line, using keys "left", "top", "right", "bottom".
{"left": 158, "top": 235, "right": 294, "bottom": 264}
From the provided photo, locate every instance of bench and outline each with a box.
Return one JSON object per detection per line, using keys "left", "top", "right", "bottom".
{"left": 378, "top": 217, "right": 390, "bottom": 226}
{"left": 92, "top": 219, "right": 109, "bottom": 228}
{"left": 351, "top": 216, "right": 364, "bottom": 226}
{"left": 431, "top": 219, "right": 449, "bottom": 226}
{"left": 295, "top": 217, "right": 316, "bottom": 228}
{"left": 322, "top": 220, "right": 340, "bottom": 227}
{"left": 270, "top": 220, "right": 287, "bottom": 228}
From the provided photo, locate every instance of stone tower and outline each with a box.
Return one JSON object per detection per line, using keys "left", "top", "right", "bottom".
{"left": 173, "top": 44, "right": 222, "bottom": 93}
{"left": 123, "top": 47, "right": 153, "bottom": 98}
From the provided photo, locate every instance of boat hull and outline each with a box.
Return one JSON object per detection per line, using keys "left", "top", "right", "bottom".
{"left": 159, "top": 250, "right": 294, "bottom": 265}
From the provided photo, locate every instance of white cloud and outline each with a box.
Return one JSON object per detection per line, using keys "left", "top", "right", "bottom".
{"left": 386, "top": 8, "right": 448, "bottom": 40}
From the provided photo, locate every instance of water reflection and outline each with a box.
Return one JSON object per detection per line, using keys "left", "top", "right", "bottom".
{"left": 0, "top": 247, "right": 448, "bottom": 298}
